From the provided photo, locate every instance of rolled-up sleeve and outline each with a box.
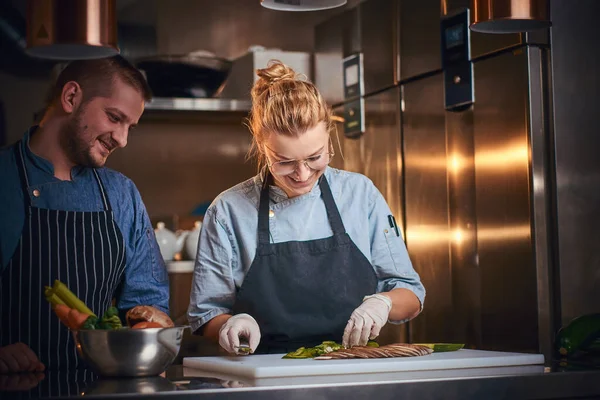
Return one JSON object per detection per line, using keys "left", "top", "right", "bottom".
{"left": 117, "top": 188, "right": 170, "bottom": 314}
{"left": 368, "top": 188, "right": 425, "bottom": 323}
{"left": 187, "top": 206, "right": 236, "bottom": 334}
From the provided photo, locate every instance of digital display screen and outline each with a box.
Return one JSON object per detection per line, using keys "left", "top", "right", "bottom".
{"left": 345, "top": 64, "right": 359, "bottom": 87}
{"left": 445, "top": 24, "right": 464, "bottom": 49}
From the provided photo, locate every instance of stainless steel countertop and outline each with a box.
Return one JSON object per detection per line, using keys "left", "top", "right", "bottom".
{"left": 3, "top": 361, "right": 599, "bottom": 399}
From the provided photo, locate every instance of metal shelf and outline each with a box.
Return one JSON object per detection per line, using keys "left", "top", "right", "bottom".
{"left": 145, "top": 97, "right": 252, "bottom": 112}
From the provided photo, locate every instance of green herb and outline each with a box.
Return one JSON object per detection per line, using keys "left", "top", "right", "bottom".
{"left": 283, "top": 341, "right": 379, "bottom": 359}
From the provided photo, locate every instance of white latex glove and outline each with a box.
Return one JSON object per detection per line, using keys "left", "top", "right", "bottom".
{"left": 218, "top": 313, "right": 261, "bottom": 355}
{"left": 343, "top": 294, "right": 392, "bottom": 348}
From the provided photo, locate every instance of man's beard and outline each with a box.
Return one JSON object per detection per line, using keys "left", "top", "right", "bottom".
{"left": 61, "top": 108, "right": 105, "bottom": 168}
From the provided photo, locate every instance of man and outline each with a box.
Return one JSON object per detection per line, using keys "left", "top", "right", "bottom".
{"left": 0, "top": 56, "right": 170, "bottom": 374}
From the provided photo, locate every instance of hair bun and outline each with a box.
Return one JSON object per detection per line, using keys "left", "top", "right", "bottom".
{"left": 252, "top": 60, "right": 297, "bottom": 99}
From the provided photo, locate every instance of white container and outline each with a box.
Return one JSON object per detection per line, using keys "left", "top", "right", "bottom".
{"left": 183, "top": 221, "right": 202, "bottom": 260}
{"left": 155, "top": 222, "right": 177, "bottom": 261}
{"left": 219, "top": 48, "right": 312, "bottom": 100}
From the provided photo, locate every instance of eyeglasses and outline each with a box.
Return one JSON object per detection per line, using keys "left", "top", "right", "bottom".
{"left": 266, "top": 146, "right": 335, "bottom": 176}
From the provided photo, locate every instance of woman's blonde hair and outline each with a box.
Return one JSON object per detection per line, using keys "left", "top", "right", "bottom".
{"left": 246, "top": 60, "right": 334, "bottom": 171}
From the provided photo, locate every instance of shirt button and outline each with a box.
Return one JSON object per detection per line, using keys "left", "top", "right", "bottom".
{"left": 32, "top": 189, "right": 40, "bottom": 197}
{"left": 269, "top": 210, "right": 275, "bottom": 218}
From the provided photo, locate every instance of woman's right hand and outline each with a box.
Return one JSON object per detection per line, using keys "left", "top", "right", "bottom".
{"left": 218, "top": 313, "right": 261, "bottom": 354}
{"left": 0, "top": 343, "right": 45, "bottom": 374}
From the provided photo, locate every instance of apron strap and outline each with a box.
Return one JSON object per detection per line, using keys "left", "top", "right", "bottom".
{"left": 257, "top": 171, "right": 272, "bottom": 245}
{"left": 318, "top": 174, "right": 347, "bottom": 235}
{"left": 92, "top": 169, "right": 112, "bottom": 212}
{"left": 14, "top": 141, "right": 32, "bottom": 207}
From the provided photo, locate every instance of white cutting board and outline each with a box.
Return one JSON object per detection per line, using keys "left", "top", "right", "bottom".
{"left": 183, "top": 349, "right": 544, "bottom": 380}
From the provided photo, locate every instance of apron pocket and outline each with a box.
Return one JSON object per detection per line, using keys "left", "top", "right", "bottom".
{"left": 383, "top": 228, "right": 404, "bottom": 272}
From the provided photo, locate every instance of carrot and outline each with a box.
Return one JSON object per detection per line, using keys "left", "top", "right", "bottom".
{"left": 67, "top": 308, "right": 90, "bottom": 330}
{"left": 53, "top": 304, "right": 74, "bottom": 329}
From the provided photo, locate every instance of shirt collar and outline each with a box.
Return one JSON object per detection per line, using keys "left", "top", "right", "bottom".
{"left": 22, "top": 126, "right": 87, "bottom": 179}
{"left": 254, "top": 166, "right": 331, "bottom": 203}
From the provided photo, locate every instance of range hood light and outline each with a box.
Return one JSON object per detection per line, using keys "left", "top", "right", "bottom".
{"left": 261, "top": 0, "right": 347, "bottom": 12}
{"left": 470, "top": 0, "right": 551, "bottom": 34}
{"left": 26, "top": 0, "right": 119, "bottom": 60}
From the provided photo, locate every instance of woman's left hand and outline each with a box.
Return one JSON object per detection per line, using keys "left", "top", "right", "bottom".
{"left": 342, "top": 294, "right": 392, "bottom": 348}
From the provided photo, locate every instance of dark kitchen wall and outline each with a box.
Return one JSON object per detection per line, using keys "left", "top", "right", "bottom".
{"left": 155, "top": 0, "right": 365, "bottom": 59}
{"left": 0, "top": 72, "right": 48, "bottom": 145}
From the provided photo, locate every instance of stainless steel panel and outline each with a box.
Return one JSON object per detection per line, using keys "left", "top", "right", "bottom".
{"left": 527, "top": 45, "right": 556, "bottom": 364}
{"left": 332, "top": 89, "right": 403, "bottom": 227}
{"left": 399, "top": 0, "right": 524, "bottom": 81}
{"left": 316, "top": 0, "right": 397, "bottom": 99}
{"left": 402, "top": 73, "right": 456, "bottom": 344}
{"left": 314, "top": 7, "right": 359, "bottom": 106}
{"left": 550, "top": 0, "right": 600, "bottom": 325}
{"left": 315, "top": 12, "right": 345, "bottom": 105}
{"left": 165, "top": 368, "right": 600, "bottom": 399}
{"left": 398, "top": 0, "right": 442, "bottom": 80}
{"left": 331, "top": 89, "right": 406, "bottom": 343}
{"left": 446, "top": 108, "right": 482, "bottom": 349}
{"left": 444, "top": 0, "right": 523, "bottom": 59}
{"left": 358, "top": 0, "right": 398, "bottom": 94}
{"left": 342, "top": 6, "right": 361, "bottom": 57}
{"left": 472, "top": 49, "right": 538, "bottom": 353}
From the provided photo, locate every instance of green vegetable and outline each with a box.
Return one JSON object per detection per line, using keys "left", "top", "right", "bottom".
{"left": 415, "top": 343, "right": 465, "bottom": 352}
{"left": 44, "top": 287, "right": 66, "bottom": 307}
{"left": 47, "top": 280, "right": 96, "bottom": 317}
{"left": 283, "top": 341, "right": 379, "bottom": 359}
{"left": 98, "top": 307, "right": 123, "bottom": 330}
{"left": 283, "top": 347, "right": 315, "bottom": 359}
{"left": 102, "top": 306, "right": 119, "bottom": 318}
{"left": 82, "top": 316, "right": 98, "bottom": 330}
{"left": 556, "top": 313, "right": 600, "bottom": 356}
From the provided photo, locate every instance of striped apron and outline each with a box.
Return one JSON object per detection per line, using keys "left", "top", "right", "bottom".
{"left": 0, "top": 142, "right": 127, "bottom": 372}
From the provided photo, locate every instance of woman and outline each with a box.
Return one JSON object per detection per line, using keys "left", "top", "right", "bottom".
{"left": 188, "top": 60, "right": 425, "bottom": 354}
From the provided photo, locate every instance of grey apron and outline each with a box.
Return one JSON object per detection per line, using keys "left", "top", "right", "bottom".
{"left": 0, "top": 142, "right": 127, "bottom": 373}
{"left": 232, "top": 172, "right": 378, "bottom": 353}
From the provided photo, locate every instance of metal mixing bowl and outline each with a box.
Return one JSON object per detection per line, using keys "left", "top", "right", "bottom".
{"left": 72, "top": 326, "right": 189, "bottom": 377}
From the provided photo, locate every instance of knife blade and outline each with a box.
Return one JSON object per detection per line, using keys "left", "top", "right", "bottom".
{"left": 235, "top": 337, "right": 251, "bottom": 356}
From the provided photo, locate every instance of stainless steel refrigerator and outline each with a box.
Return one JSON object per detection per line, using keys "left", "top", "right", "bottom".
{"left": 317, "top": 0, "right": 563, "bottom": 359}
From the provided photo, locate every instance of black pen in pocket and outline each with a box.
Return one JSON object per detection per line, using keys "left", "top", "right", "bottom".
{"left": 387, "top": 215, "right": 400, "bottom": 237}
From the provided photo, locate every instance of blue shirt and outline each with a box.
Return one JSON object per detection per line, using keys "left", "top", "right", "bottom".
{"left": 188, "top": 167, "right": 426, "bottom": 333}
{"left": 0, "top": 128, "right": 170, "bottom": 314}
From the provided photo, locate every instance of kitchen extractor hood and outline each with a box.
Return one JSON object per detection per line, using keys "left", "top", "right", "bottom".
{"left": 145, "top": 49, "right": 311, "bottom": 113}
{"left": 470, "top": 0, "right": 551, "bottom": 33}
{"left": 26, "top": 0, "right": 119, "bottom": 60}
{"left": 261, "top": 0, "right": 347, "bottom": 12}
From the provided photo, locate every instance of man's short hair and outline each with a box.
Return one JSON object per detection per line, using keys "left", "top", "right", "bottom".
{"left": 46, "top": 55, "right": 153, "bottom": 107}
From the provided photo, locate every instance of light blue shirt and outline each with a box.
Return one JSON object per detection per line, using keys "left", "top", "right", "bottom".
{"left": 188, "top": 167, "right": 426, "bottom": 333}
